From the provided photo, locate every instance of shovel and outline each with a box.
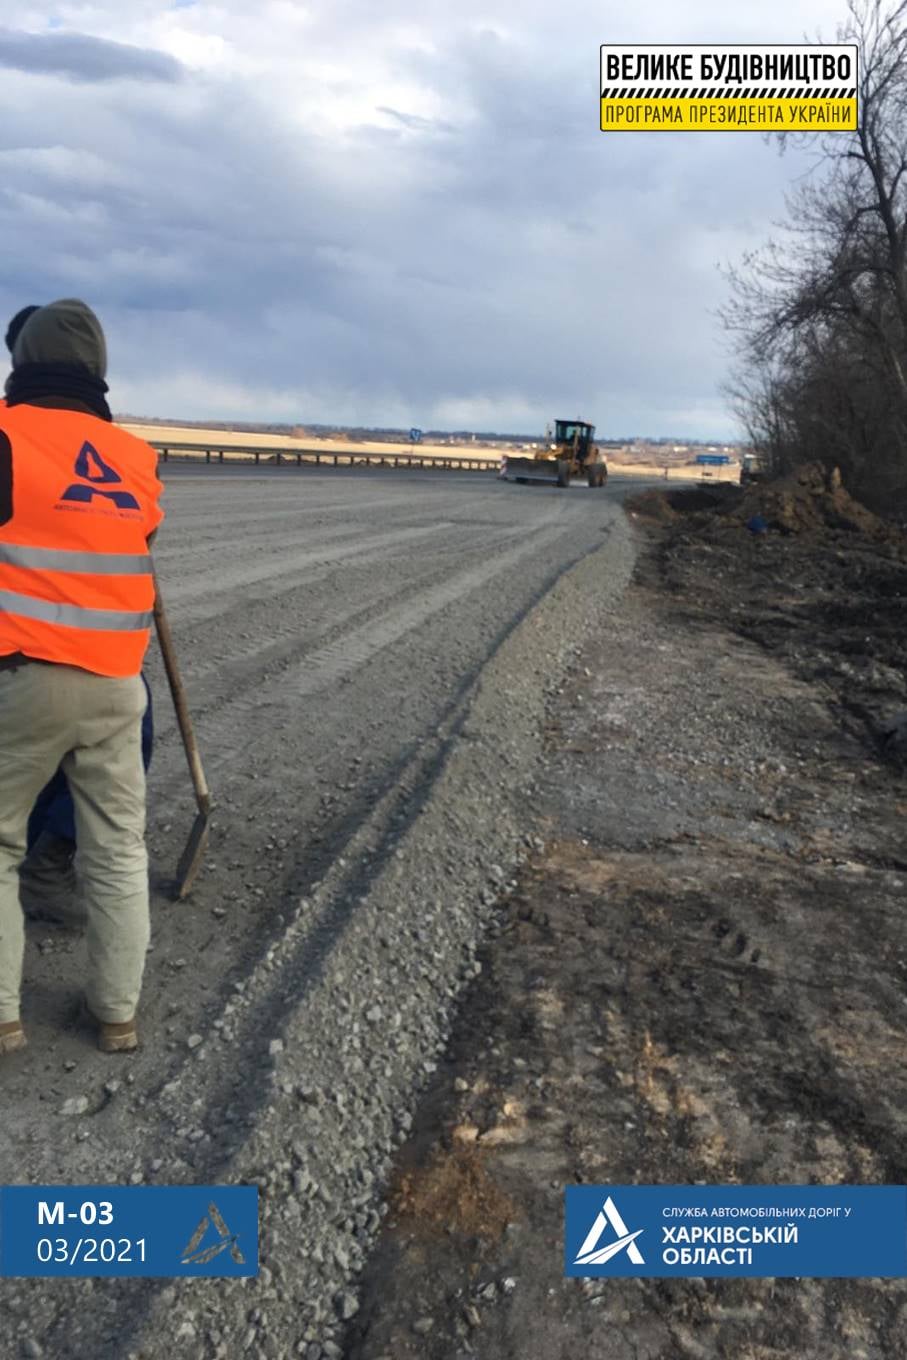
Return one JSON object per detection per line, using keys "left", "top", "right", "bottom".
{"left": 152, "top": 576, "right": 211, "bottom": 899}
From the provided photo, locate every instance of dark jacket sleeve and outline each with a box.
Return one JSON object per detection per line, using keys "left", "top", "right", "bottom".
{"left": 0, "top": 429, "right": 11, "bottom": 528}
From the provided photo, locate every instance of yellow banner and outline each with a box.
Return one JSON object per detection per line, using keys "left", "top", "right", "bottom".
{"left": 599, "top": 97, "right": 857, "bottom": 132}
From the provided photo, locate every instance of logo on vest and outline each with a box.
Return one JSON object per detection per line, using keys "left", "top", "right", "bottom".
{"left": 60, "top": 441, "right": 140, "bottom": 511}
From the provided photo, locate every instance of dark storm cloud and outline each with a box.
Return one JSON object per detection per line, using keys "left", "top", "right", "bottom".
{"left": 0, "top": 3, "right": 825, "bottom": 436}
{"left": 0, "top": 28, "right": 183, "bottom": 84}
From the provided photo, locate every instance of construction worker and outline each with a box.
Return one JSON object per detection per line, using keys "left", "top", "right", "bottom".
{"left": 0, "top": 298, "right": 164, "bottom": 1055}
{"left": 3, "top": 309, "right": 156, "bottom": 926}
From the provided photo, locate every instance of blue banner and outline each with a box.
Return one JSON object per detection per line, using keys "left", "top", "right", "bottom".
{"left": 0, "top": 1186, "right": 258, "bottom": 1278}
{"left": 565, "top": 1186, "right": 907, "bottom": 1278}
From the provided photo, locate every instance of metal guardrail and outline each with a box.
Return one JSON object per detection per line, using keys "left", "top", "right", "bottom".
{"left": 150, "top": 440, "right": 498, "bottom": 473}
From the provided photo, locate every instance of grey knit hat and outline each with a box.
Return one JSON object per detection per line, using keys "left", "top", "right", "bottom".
{"left": 12, "top": 298, "right": 107, "bottom": 378}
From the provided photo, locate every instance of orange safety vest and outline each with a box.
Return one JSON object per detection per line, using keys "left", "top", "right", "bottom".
{"left": 0, "top": 404, "right": 164, "bottom": 678}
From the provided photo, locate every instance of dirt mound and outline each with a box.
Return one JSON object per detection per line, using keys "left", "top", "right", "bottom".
{"left": 629, "top": 464, "right": 901, "bottom": 543}
{"left": 734, "top": 462, "right": 892, "bottom": 538}
{"left": 627, "top": 484, "right": 742, "bottom": 523}
{"left": 668, "top": 484, "right": 742, "bottom": 514}
{"left": 625, "top": 488, "right": 679, "bottom": 522}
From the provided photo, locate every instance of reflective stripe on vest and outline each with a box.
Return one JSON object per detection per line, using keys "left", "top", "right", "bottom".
{"left": 0, "top": 588, "right": 152, "bottom": 632}
{"left": 0, "top": 543, "right": 151, "bottom": 575}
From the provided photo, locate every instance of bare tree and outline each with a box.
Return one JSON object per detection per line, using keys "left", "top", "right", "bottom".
{"left": 722, "top": 0, "right": 907, "bottom": 507}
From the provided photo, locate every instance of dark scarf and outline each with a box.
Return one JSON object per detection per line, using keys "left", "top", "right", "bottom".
{"left": 5, "top": 362, "right": 112, "bottom": 422}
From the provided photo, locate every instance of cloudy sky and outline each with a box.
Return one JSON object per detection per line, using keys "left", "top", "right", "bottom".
{"left": 0, "top": 2, "right": 846, "bottom": 437}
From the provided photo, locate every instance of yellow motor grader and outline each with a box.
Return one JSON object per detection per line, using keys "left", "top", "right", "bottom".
{"left": 500, "top": 419, "right": 608, "bottom": 488}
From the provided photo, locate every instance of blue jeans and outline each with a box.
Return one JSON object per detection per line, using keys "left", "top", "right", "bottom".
{"left": 27, "top": 674, "right": 153, "bottom": 850}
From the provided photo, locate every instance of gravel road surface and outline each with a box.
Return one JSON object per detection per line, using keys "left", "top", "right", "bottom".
{"left": 1, "top": 467, "right": 637, "bottom": 1358}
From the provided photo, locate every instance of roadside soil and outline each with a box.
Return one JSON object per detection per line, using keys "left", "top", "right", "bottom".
{"left": 344, "top": 486, "right": 907, "bottom": 1360}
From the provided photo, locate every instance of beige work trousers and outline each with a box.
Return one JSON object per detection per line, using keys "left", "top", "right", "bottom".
{"left": 0, "top": 662, "right": 149, "bottom": 1024}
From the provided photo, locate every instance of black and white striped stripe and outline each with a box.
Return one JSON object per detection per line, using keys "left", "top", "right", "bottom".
{"left": 601, "top": 85, "right": 857, "bottom": 99}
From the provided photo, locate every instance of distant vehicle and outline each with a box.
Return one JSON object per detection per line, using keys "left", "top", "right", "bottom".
{"left": 740, "top": 453, "right": 765, "bottom": 486}
{"left": 499, "top": 420, "right": 608, "bottom": 488}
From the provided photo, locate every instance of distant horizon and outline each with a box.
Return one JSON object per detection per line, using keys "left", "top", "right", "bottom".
{"left": 117, "top": 414, "right": 743, "bottom": 447}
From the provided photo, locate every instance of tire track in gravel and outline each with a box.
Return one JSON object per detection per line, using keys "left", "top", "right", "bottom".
{"left": 153, "top": 488, "right": 537, "bottom": 550}
{"left": 147, "top": 519, "right": 571, "bottom": 781}
{"left": 158, "top": 522, "right": 462, "bottom": 614}
{"left": 146, "top": 556, "right": 480, "bottom": 749}
{"left": 156, "top": 514, "right": 435, "bottom": 571}
{"left": 155, "top": 481, "right": 501, "bottom": 558}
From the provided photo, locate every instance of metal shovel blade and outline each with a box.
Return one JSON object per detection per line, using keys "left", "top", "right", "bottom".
{"left": 175, "top": 807, "right": 210, "bottom": 900}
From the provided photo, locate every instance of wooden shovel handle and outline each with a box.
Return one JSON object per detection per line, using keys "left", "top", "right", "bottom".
{"left": 152, "top": 576, "right": 211, "bottom": 815}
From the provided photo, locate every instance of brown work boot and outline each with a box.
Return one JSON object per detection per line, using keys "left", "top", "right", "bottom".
{"left": 0, "top": 1020, "right": 27, "bottom": 1055}
{"left": 19, "top": 831, "right": 84, "bottom": 926}
{"left": 81, "top": 998, "right": 139, "bottom": 1052}
{"left": 97, "top": 1016, "right": 138, "bottom": 1053}
{"left": 99, "top": 1020, "right": 138, "bottom": 1053}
